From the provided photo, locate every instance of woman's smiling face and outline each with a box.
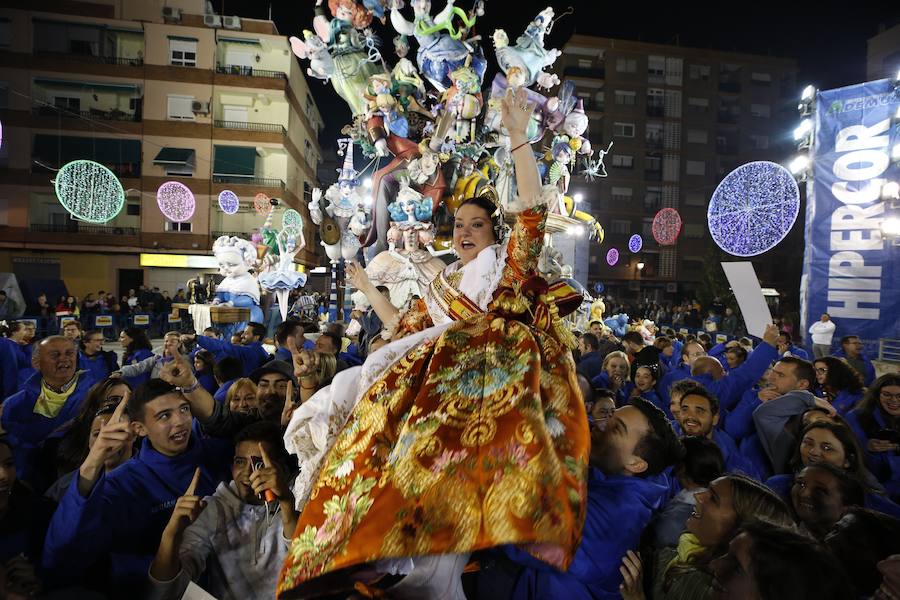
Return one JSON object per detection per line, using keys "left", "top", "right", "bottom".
{"left": 453, "top": 203, "right": 496, "bottom": 265}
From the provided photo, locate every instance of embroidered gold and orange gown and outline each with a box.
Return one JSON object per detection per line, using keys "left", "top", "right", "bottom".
{"left": 278, "top": 202, "right": 589, "bottom": 598}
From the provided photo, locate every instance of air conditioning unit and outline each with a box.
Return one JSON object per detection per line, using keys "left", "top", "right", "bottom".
{"left": 162, "top": 6, "right": 182, "bottom": 21}
{"left": 191, "top": 101, "right": 210, "bottom": 114}
{"left": 222, "top": 16, "right": 241, "bottom": 30}
{"left": 203, "top": 14, "right": 221, "bottom": 28}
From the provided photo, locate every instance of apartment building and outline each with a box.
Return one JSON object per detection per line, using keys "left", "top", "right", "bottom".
{"left": 559, "top": 34, "right": 799, "bottom": 302}
{"left": 0, "top": 0, "right": 323, "bottom": 298}
{"left": 867, "top": 21, "right": 900, "bottom": 82}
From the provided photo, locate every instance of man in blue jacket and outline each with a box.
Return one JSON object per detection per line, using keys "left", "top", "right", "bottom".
{"left": 834, "top": 335, "right": 876, "bottom": 386}
{"left": 686, "top": 324, "right": 780, "bottom": 413}
{"left": 0, "top": 335, "right": 29, "bottom": 401}
{"left": 42, "top": 379, "right": 231, "bottom": 594}
{"left": 0, "top": 336, "right": 96, "bottom": 488}
{"left": 659, "top": 340, "right": 708, "bottom": 407}
{"left": 78, "top": 329, "right": 119, "bottom": 383}
{"left": 506, "top": 397, "right": 683, "bottom": 599}
{"left": 191, "top": 321, "right": 270, "bottom": 376}
{"left": 576, "top": 333, "right": 605, "bottom": 381}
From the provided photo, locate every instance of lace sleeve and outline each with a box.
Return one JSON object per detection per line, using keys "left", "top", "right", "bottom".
{"left": 382, "top": 297, "right": 433, "bottom": 340}
{"left": 500, "top": 203, "right": 548, "bottom": 288}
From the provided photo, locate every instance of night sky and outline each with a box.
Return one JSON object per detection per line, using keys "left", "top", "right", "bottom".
{"left": 223, "top": 0, "right": 899, "bottom": 154}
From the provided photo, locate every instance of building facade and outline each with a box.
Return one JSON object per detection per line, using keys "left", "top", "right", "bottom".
{"left": 0, "top": 0, "right": 323, "bottom": 300}
{"left": 558, "top": 34, "right": 799, "bottom": 304}
{"left": 867, "top": 21, "right": 900, "bottom": 82}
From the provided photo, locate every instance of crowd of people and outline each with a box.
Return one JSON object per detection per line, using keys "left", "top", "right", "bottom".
{"left": 0, "top": 89, "right": 897, "bottom": 600}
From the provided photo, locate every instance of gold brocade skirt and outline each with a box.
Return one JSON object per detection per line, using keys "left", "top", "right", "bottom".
{"left": 277, "top": 313, "right": 590, "bottom": 598}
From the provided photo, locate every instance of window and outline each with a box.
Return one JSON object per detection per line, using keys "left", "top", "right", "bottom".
{"left": 169, "top": 37, "right": 197, "bottom": 67}
{"left": 684, "top": 224, "right": 705, "bottom": 238}
{"left": 646, "top": 122, "right": 663, "bottom": 146}
{"left": 615, "top": 90, "right": 636, "bottom": 106}
{"left": 689, "top": 64, "right": 711, "bottom": 80}
{"left": 647, "top": 88, "right": 665, "bottom": 116}
{"left": 751, "top": 72, "right": 772, "bottom": 85}
{"left": 688, "top": 97, "right": 709, "bottom": 108}
{"left": 644, "top": 186, "right": 662, "bottom": 210}
{"left": 610, "top": 220, "right": 630, "bottom": 235}
{"left": 616, "top": 58, "right": 637, "bottom": 73}
{"left": 750, "top": 135, "right": 769, "bottom": 149}
{"left": 0, "top": 19, "right": 10, "bottom": 48}
{"left": 648, "top": 56, "right": 666, "bottom": 79}
{"left": 53, "top": 96, "right": 80, "bottom": 111}
{"left": 750, "top": 103, "right": 771, "bottom": 118}
{"left": 611, "top": 187, "right": 633, "bottom": 202}
{"left": 165, "top": 163, "right": 194, "bottom": 177}
{"left": 614, "top": 122, "right": 635, "bottom": 138}
{"left": 578, "top": 58, "right": 592, "bottom": 69}
{"left": 126, "top": 203, "right": 141, "bottom": 216}
{"left": 165, "top": 221, "right": 192, "bottom": 232}
{"left": 576, "top": 91, "right": 591, "bottom": 110}
{"left": 642, "top": 218, "right": 654, "bottom": 236}
{"left": 687, "top": 129, "right": 707, "bottom": 144}
{"left": 167, "top": 95, "right": 195, "bottom": 121}
{"left": 645, "top": 154, "right": 662, "bottom": 171}
{"left": 685, "top": 191, "right": 706, "bottom": 206}
{"left": 612, "top": 154, "right": 634, "bottom": 168}
{"left": 686, "top": 160, "right": 706, "bottom": 176}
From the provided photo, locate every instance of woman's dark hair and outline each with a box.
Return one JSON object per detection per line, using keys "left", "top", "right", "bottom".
{"left": 795, "top": 462, "right": 865, "bottom": 509}
{"left": 56, "top": 377, "right": 132, "bottom": 473}
{"left": 122, "top": 327, "right": 152, "bottom": 355}
{"left": 825, "top": 507, "right": 900, "bottom": 596}
{"left": 736, "top": 521, "right": 855, "bottom": 600}
{"left": 676, "top": 435, "right": 725, "bottom": 488}
{"left": 456, "top": 196, "right": 505, "bottom": 243}
{"left": 790, "top": 420, "right": 865, "bottom": 480}
{"left": 813, "top": 356, "right": 864, "bottom": 395}
{"left": 853, "top": 373, "right": 900, "bottom": 437}
{"left": 194, "top": 349, "right": 215, "bottom": 373}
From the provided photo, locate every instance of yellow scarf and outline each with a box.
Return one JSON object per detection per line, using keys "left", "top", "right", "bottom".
{"left": 665, "top": 532, "right": 705, "bottom": 574}
{"left": 34, "top": 373, "right": 81, "bottom": 418}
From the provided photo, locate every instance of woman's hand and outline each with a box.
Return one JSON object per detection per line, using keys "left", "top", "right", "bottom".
{"left": 868, "top": 438, "right": 900, "bottom": 453}
{"left": 619, "top": 550, "right": 646, "bottom": 600}
{"left": 500, "top": 87, "right": 534, "bottom": 140}
{"left": 346, "top": 261, "right": 374, "bottom": 293}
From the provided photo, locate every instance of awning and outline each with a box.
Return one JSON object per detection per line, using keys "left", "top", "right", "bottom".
{"left": 34, "top": 78, "right": 141, "bottom": 95}
{"left": 218, "top": 36, "right": 260, "bottom": 45}
{"left": 153, "top": 147, "right": 195, "bottom": 165}
{"left": 33, "top": 134, "right": 141, "bottom": 166}
{"left": 167, "top": 35, "right": 198, "bottom": 42}
{"left": 213, "top": 145, "right": 256, "bottom": 177}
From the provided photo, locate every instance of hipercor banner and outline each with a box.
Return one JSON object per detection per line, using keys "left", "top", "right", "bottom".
{"left": 800, "top": 79, "right": 900, "bottom": 348}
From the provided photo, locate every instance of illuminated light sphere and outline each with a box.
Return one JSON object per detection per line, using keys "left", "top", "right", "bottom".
{"left": 254, "top": 193, "right": 271, "bottom": 214}
{"left": 282, "top": 208, "right": 303, "bottom": 231}
{"left": 157, "top": 181, "right": 195, "bottom": 222}
{"left": 54, "top": 159, "right": 125, "bottom": 223}
{"left": 606, "top": 248, "right": 619, "bottom": 266}
{"left": 708, "top": 161, "right": 800, "bottom": 257}
{"left": 628, "top": 234, "right": 643, "bottom": 253}
{"left": 217, "top": 190, "right": 240, "bottom": 215}
{"left": 652, "top": 208, "right": 683, "bottom": 245}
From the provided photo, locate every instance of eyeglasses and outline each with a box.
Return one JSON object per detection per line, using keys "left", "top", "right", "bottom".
{"left": 881, "top": 390, "right": 900, "bottom": 402}
{"left": 814, "top": 367, "right": 828, "bottom": 374}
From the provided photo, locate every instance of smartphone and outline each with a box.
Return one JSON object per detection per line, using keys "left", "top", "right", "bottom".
{"left": 872, "top": 429, "right": 900, "bottom": 444}
{"left": 251, "top": 458, "right": 265, "bottom": 500}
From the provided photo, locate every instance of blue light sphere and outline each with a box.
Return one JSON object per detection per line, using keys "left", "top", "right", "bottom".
{"left": 218, "top": 190, "right": 239, "bottom": 215}
{"left": 628, "top": 234, "right": 643, "bottom": 253}
{"left": 707, "top": 161, "right": 800, "bottom": 257}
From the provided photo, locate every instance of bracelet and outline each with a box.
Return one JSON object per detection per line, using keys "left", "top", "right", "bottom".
{"left": 176, "top": 379, "right": 201, "bottom": 394}
{"left": 300, "top": 382, "right": 317, "bottom": 390}
{"left": 510, "top": 139, "right": 531, "bottom": 154}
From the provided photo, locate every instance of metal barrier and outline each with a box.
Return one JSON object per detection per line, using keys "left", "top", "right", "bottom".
{"left": 879, "top": 338, "right": 900, "bottom": 363}
{"left": 213, "top": 119, "right": 285, "bottom": 134}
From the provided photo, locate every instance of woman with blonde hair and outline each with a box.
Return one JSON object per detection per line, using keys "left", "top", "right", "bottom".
{"left": 591, "top": 350, "right": 630, "bottom": 406}
{"left": 225, "top": 378, "right": 258, "bottom": 416}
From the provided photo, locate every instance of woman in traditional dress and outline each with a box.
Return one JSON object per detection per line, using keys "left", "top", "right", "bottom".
{"left": 278, "top": 88, "right": 589, "bottom": 599}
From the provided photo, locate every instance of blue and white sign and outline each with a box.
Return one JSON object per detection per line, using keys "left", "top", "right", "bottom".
{"left": 801, "top": 79, "right": 900, "bottom": 347}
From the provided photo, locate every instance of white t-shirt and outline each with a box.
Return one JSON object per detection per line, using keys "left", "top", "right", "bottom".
{"left": 808, "top": 320, "right": 836, "bottom": 345}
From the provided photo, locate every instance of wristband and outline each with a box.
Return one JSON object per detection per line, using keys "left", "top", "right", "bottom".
{"left": 176, "top": 379, "right": 201, "bottom": 394}
{"left": 510, "top": 139, "right": 531, "bottom": 154}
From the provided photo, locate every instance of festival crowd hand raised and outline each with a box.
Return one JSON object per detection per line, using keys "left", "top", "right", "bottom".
{"left": 500, "top": 86, "right": 534, "bottom": 139}
{"left": 287, "top": 336, "right": 318, "bottom": 379}
{"left": 82, "top": 396, "right": 132, "bottom": 474}
{"left": 159, "top": 346, "right": 196, "bottom": 388}
{"left": 346, "top": 261, "right": 373, "bottom": 292}
{"left": 163, "top": 467, "right": 206, "bottom": 539}
{"left": 249, "top": 443, "right": 290, "bottom": 502}
{"left": 762, "top": 323, "right": 779, "bottom": 347}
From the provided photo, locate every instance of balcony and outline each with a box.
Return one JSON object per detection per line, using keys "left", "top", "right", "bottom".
{"left": 32, "top": 105, "right": 139, "bottom": 123}
{"left": 646, "top": 104, "right": 665, "bottom": 118}
{"left": 718, "top": 80, "right": 741, "bottom": 94}
{"left": 34, "top": 50, "right": 143, "bottom": 67}
{"left": 212, "top": 175, "right": 285, "bottom": 188}
{"left": 563, "top": 65, "right": 605, "bottom": 80}
{"left": 29, "top": 223, "right": 139, "bottom": 235}
{"left": 644, "top": 170, "right": 663, "bottom": 182}
{"left": 215, "top": 64, "right": 286, "bottom": 79}
{"left": 645, "top": 136, "right": 663, "bottom": 150}
{"left": 214, "top": 120, "right": 285, "bottom": 134}
{"left": 717, "top": 110, "right": 740, "bottom": 125}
